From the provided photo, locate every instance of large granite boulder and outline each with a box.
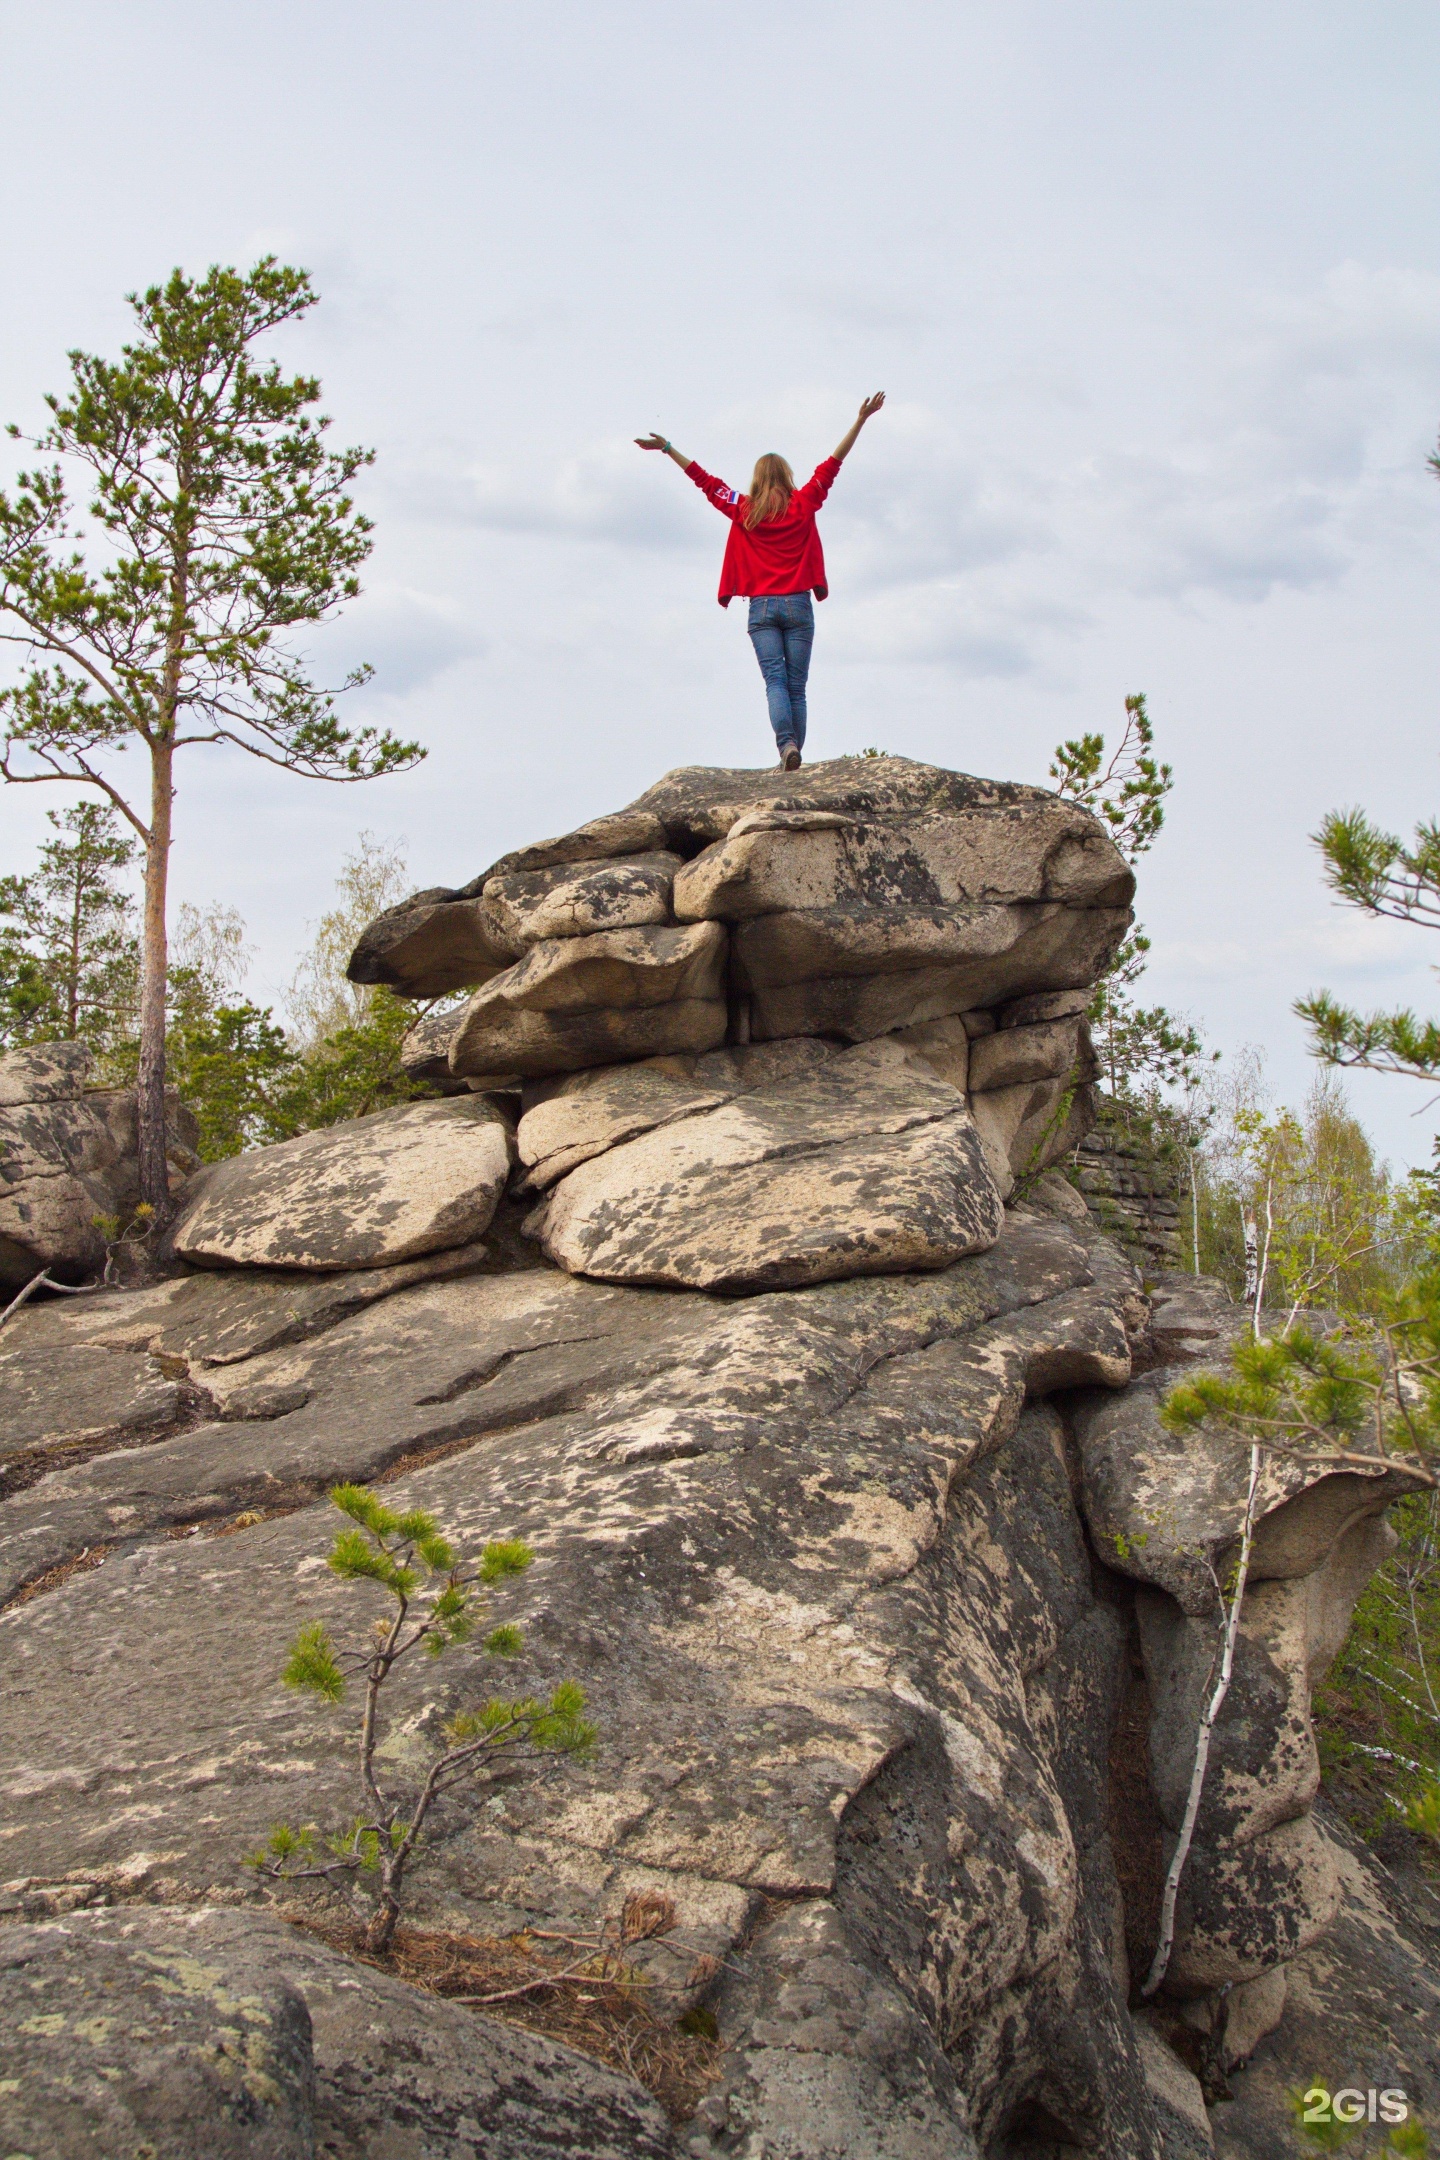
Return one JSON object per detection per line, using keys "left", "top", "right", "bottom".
{"left": 347, "top": 759, "right": 1132, "bottom": 1093}
{"left": 526, "top": 1039, "right": 1004, "bottom": 1292}
{"left": 0, "top": 1042, "right": 199, "bottom": 1286}
{"left": 171, "top": 1096, "right": 513, "bottom": 1271}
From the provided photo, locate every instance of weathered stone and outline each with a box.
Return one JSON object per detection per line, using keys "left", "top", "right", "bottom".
{"left": 967, "top": 1013, "right": 1092, "bottom": 1094}
{"left": 889, "top": 1012, "right": 970, "bottom": 1093}
{"left": 1209, "top": 1809, "right": 1440, "bottom": 2156}
{"left": 0, "top": 1040, "right": 95, "bottom": 1106}
{"left": 732, "top": 898, "right": 1129, "bottom": 1042}
{"left": 0, "top": 1044, "right": 199, "bottom": 1286}
{"left": 998, "top": 987, "right": 1092, "bottom": 1030}
{"left": 528, "top": 1040, "right": 1004, "bottom": 1292}
{"left": 969, "top": 1073, "right": 1094, "bottom": 1199}
{"left": 0, "top": 1210, "right": 1164, "bottom": 2160}
{"left": 352, "top": 761, "right": 1134, "bottom": 1036}
{"left": 397, "top": 996, "right": 472, "bottom": 1086}
{"left": 0, "top": 1907, "right": 315, "bottom": 2158}
{"left": 515, "top": 1065, "right": 731, "bottom": 1193}
{"left": 0, "top": 1239, "right": 499, "bottom": 1370}
{"left": 0, "top": 1345, "right": 186, "bottom": 1493}
{"left": 483, "top": 852, "right": 683, "bottom": 948}
{"left": 672, "top": 793, "right": 1132, "bottom": 925}
{"left": 514, "top": 1038, "right": 841, "bottom": 1194}
{"left": 345, "top": 887, "right": 513, "bottom": 996}
{"left": 0, "top": 1905, "right": 677, "bottom": 2159}
{"left": 466, "top": 806, "right": 670, "bottom": 886}
{"left": 1132, "top": 2019, "right": 1215, "bottom": 2158}
{"left": 1073, "top": 1364, "right": 1430, "bottom": 1618}
{"left": 172, "top": 1097, "right": 513, "bottom": 1272}
{"left": 448, "top": 922, "right": 728, "bottom": 1081}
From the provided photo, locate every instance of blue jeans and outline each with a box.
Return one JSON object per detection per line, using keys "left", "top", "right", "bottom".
{"left": 747, "top": 591, "right": 814, "bottom": 752}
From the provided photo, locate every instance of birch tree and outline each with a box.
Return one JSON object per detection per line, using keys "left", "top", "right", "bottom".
{"left": 0, "top": 261, "right": 423, "bottom": 1216}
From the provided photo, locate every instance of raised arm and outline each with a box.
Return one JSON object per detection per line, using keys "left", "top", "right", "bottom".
{"left": 635, "top": 432, "right": 692, "bottom": 471}
{"left": 832, "top": 392, "right": 886, "bottom": 463}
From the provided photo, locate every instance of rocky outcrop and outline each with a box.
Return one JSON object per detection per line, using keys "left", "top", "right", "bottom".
{"left": 0, "top": 759, "right": 1432, "bottom": 2158}
{"left": 357, "top": 759, "right": 1128, "bottom": 1287}
{"left": 0, "top": 1043, "right": 199, "bottom": 1287}
{"left": 358, "top": 759, "right": 1131, "bottom": 1100}
{"left": 1074, "top": 1098, "right": 1188, "bottom": 1270}
{"left": 0, "top": 1904, "right": 676, "bottom": 2159}
{"left": 1, "top": 1202, "right": 1427, "bottom": 2155}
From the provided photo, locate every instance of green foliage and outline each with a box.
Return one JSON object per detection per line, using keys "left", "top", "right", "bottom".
{"left": 0, "top": 260, "right": 419, "bottom": 791}
{"left": 272, "top": 986, "right": 435, "bottom": 1130}
{"left": 1166, "top": 1277, "right": 1439, "bottom": 1848}
{"left": 1089, "top": 930, "right": 1214, "bottom": 1098}
{"left": 286, "top": 832, "right": 410, "bottom": 1048}
{"left": 283, "top": 1621, "right": 346, "bottom": 1703}
{"left": 166, "top": 996, "right": 300, "bottom": 1160}
{"left": 257, "top": 1488, "right": 589, "bottom": 1950}
{"left": 1048, "top": 695, "right": 1212, "bottom": 1106}
{"left": 1186, "top": 1066, "right": 1403, "bottom": 1318}
{"left": 1297, "top": 807, "right": 1440, "bottom": 1085}
{"left": 1316, "top": 1486, "right": 1440, "bottom": 1839}
{"left": 1049, "top": 692, "right": 1171, "bottom": 865}
{"left": 1162, "top": 1325, "right": 1397, "bottom": 1458}
{"left": 1406, "top": 1781, "right": 1440, "bottom": 1840}
{"left": 0, "top": 260, "right": 425, "bottom": 1205}
{"left": 0, "top": 803, "right": 138, "bottom": 1051}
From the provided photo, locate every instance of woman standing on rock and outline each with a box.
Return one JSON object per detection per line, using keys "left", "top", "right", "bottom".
{"left": 636, "top": 394, "right": 885, "bottom": 770}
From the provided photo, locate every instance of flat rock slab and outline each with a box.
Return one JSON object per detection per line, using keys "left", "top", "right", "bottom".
{"left": 529, "top": 1039, "right": 1004, "bottom": 1291}
{"left": 0, "top": 1905, "right": 677, "bottom": 2159}
{"left": 172, "top": 1098, "right": 513, "bottom": 1272}
{"left": 515, "top": 1038, "right": 839, "bottom": 1192}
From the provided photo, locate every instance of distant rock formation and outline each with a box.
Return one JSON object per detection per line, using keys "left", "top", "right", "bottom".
{"left": 0, "top": 1042, "right": 198, "bottom": 1287}
{"left": 1, "top": 757, "right": 1433, "bottom": 2160}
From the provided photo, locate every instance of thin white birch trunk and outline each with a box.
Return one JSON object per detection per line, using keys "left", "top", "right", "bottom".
{"left": 1141, "top": 1442, "right": 1263, "bottom": 1999}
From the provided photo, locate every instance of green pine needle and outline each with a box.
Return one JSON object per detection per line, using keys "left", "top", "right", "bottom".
{"left": 282, "top": 1621, "right": 345, "bottom": 1701}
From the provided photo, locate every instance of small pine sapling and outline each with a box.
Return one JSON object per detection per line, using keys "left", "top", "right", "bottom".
{"left": 250, "top": 1484, "right": 594, "bottom": 1952}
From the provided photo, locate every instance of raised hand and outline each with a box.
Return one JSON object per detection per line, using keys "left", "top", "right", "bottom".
{"left": 635, "top": 433, "right": 669, "bottom": 452}
{"left": 833, "top": 394, "right": 887, "bottom": 462}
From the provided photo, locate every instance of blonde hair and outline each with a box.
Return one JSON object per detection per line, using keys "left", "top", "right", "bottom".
{"left": 743, "top": 453, "right": 794, "bottom": 530}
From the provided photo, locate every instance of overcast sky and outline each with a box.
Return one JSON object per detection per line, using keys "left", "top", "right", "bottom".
{"left": 2, "top": 1, "right": 1438, "bottom": 1163}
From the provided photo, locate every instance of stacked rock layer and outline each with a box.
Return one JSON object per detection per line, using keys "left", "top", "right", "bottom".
{"left": 332, "top": 757, "right": 1130, "bottom": 1292}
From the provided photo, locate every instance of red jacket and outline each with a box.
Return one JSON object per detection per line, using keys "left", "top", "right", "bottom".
{"left": 685, "top": 456, "right": 841, "bottom": 606}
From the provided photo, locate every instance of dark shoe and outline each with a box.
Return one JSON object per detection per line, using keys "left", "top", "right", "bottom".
{"left": 783, "top": 746, "right": 802, "bottom": 772}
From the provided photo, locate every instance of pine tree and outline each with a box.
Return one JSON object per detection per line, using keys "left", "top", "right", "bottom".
{"left": 0, "top": 261, "right": 423, "bottom": 1217}
{"left": 0, "top": 802, "right": 138, "bottom": 1051}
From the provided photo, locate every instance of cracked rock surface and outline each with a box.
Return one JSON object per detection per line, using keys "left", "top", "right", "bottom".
{"left": 1, "top": 1195, "right": 1427, "bottom": 2155}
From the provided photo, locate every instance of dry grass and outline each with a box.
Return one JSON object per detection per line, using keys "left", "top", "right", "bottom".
{"left": 295, "top": 1905, "right": 724, "bottom": 2123}
{"left": 4, "top": 1543, "right": 113, "bottom": 1608}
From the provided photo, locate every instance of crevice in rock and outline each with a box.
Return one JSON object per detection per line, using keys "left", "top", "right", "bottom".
{"left": 414, "top": 1333, "right": 611, "bottom": 1405}
{"left": 0, "top": 1378, "right": 221, "bottom": 1504}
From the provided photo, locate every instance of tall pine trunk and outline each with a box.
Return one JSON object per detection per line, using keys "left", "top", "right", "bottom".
{"left": 135, "top": 739, "right": 174, "bottom": 1218}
